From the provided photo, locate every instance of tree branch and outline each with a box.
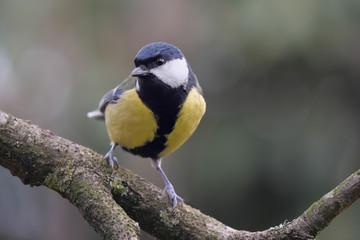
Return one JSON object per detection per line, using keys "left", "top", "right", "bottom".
{"left": 0, "top": 110, "right": 359, "bottom": 239}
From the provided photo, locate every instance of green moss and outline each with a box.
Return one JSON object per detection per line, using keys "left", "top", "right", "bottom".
{"left": 110, "top": 175, "right": 129, "bottom": 196}
{"left": 69, "top": 181, "right": 81, "bottom": 193}
{"left": 44, "top": 173, "right": 65, "bottom": 192}
{"left": 159, "top": 210, "right": 180, "bottom": 229}
{"left": 65, "top": 165, "right": 73, "bottom": 179}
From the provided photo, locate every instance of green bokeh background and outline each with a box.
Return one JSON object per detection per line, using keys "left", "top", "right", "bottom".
{"left": 1, "top": 1, "right": 360, "bottom": 239}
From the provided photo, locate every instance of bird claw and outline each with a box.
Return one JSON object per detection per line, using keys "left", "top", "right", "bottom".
{"left": 104, "top": 151, "right": 119, "bottom": 170}
{"left": 164, "top": 184, "right": 183, "bottom": 210}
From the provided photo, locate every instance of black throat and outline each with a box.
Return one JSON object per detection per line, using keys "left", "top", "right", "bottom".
{"left": 137, "top": 75, "right": 187, "bottom": 136}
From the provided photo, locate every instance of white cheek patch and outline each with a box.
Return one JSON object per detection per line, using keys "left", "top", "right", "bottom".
{"left": 150, "top": 58, "right": 189, "bottom": 88}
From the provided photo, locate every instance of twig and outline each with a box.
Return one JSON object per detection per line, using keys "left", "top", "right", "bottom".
{"left": 0, "top": 111, "right": 359, "bottom": 239}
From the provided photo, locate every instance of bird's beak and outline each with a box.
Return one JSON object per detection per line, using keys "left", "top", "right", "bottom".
{"left": 131, "top": 66, "right": 149, "bottom": 77}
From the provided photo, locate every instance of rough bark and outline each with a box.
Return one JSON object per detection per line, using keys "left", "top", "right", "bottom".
{"left": 0, "top": 111, "right": 359, "bottom": 240}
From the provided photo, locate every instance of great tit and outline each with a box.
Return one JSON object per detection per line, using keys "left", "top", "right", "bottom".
{"left": 87, "top": 42, "right": 206, "bottom": 208}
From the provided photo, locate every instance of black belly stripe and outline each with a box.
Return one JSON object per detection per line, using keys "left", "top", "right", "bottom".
{"left": 122, "top": 135, "right": 167, "bottom": 159}
{"left": 122, "top": 72, "right": 196, "bottom": 159}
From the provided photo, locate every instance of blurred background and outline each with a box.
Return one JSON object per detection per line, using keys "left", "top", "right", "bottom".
{"left": 1, "top": 0, "right": 360, "bottom": 239}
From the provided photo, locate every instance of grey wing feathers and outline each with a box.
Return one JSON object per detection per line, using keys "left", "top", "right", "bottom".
{"left": 86, "top": 88, "right": 115, "bottom": 120}
{"left": 193, "top": 74, "right": 203, "bottom": 96}
{"left": 87, "top": 76, "right": 136, "bottom": 121}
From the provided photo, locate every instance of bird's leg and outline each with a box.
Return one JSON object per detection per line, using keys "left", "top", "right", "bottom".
{"left": 103, "top": 142, "right": 119, "bottom": 169}
{"left": 152, "top": 158, "right": 183, "bottom": 209}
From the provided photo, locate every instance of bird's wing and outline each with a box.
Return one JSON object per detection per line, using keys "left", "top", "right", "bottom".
{"left": 87, "top": 75, "right": 136, "bottom": 120}
{"left": 192, "top": 73, "right": 203, "bottom": 96}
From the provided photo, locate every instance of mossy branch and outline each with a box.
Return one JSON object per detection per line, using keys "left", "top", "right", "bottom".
{"left": 0, "top": 110, "right": 359, "bottom": 240}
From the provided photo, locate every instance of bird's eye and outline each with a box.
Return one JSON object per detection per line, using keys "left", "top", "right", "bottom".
{"left": 155, "top": 58, "right": 165, "bottom": 66}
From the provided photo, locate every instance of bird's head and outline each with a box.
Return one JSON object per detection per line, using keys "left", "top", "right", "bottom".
{"left": 131, "top": 42, "right": 189, "bottom": 88}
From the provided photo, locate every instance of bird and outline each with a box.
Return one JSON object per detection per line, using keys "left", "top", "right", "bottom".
{"left": 87, "top": 42, "right": 206, "bottom": 208}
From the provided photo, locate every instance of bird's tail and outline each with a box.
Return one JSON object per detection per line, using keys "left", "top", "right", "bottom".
{"left": 87, "top": 110, "right": 105, "bottom": 121}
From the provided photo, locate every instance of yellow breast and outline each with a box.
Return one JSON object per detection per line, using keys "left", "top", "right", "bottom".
{"left": 105, "top": 88, "right": 158, "bottom": 149}
{"left": 159, "top": 87, "right": 206, "bottom": 157}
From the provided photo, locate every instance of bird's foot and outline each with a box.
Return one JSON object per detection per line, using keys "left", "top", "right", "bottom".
{"left": 103, "top": 150, "right": 119, "bottom": 170}
{"left": 164, "top": 183, "right": 183, "bottom": 210}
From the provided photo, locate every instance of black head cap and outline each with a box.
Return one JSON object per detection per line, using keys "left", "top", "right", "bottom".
{"left": 134, "top": 42, "right": 184, "bottom": 66}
